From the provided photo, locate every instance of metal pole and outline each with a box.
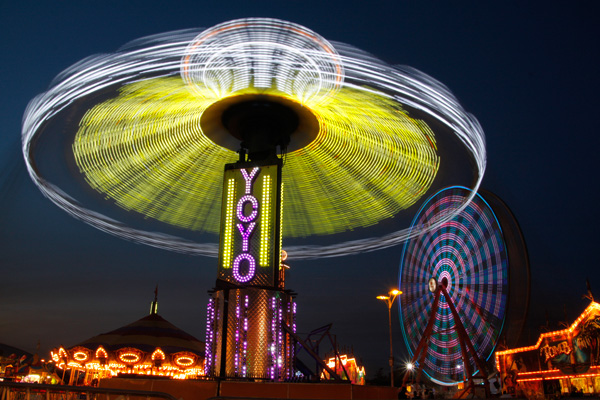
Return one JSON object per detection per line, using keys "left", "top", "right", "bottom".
{"left": 388, "top": 300, "right": 394, "bottom": 387}
{"left": 378, "top": 290, "right": 401, "bottom": 388}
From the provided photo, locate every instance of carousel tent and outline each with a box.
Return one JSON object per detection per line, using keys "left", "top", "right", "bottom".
{"left": 51, "top": 295, "right": 205, "bottom": 381}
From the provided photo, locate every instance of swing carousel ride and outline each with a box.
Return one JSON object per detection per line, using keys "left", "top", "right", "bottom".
{"left": 22, "top": 18, "right": 486, "bottom": 260}
{"left": 22, "top": 18, "right": 494, "bottom": 382}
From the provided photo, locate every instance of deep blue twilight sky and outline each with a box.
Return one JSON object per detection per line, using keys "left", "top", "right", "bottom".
{"left": 1, "top": 1, "right": 599, "bottom": 377}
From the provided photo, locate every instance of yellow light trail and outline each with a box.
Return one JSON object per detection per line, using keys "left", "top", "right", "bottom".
{"left": 73, "top": 77, "right": 439, "bottom": 237}
{"left": 23, "top": 18, "right": 487, "bottom": 259}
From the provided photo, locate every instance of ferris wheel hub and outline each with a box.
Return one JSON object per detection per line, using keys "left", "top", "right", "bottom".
{"left": 428, "top": 278, "right": 437, "bottom": 293}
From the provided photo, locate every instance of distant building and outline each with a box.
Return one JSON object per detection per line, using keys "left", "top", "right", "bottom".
{"left": 496, "top": 301, "right": 600, "bottom": 398}
{"left": 321, "top": 354, "right": 366, "bottom": 385}
{"left": 0, "top": 344, "right": 31, "bottom": 381}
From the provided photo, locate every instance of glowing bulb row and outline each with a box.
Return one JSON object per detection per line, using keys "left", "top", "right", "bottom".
{"left": 52, "top": 346, "right": 201, "bottom": 371}
{"left": 222, "top": 178, "right": 236, "bottom": 268}
{"left": 260, "top": 175, "right": 271, "bottom": 266}
{"left": 495, "top": 302, "right": 600, "bottom": 371}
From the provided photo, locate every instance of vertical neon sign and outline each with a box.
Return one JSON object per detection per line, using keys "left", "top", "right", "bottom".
{"left": 218, "top": 161, "right": 282, "bottom": 287}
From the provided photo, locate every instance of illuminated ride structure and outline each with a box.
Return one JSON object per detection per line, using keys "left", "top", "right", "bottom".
{"left": 399, "top": 187, "right": 529, "bottom": 392}
{"left": 22, "top": 18, "right": 487, "bottom": 260}
{"left": 51, "top": 297, "right": 204, "bottom": 382}
{"left": 322, "top": 354, "right": 367, "bottom": 385}
{"left": 496, "top": 301, "right": 600, "bottom": 398}
{"left": 23, "top": 19, "right": 489, "bottom": 383}
{"left": 204, "top": 138, "right": 294, "bottom": 379}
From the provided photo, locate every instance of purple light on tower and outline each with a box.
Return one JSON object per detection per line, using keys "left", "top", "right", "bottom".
{"left": 234, "top": 297, "right": 241, "bottom": 374}
{"left": 232, "top": 253, "right": 256, "bottom": 283}
{"left": 242, "top": 295, "right": 249, "bottom": 377}
{"left": 270, "top": 296, "right": 277, "bottom": 380}
{"left": 205, "top": 298, "right": 215, "bottom": 374}
{"left": 236, "top": 195, "right": 259, "bottom": 223}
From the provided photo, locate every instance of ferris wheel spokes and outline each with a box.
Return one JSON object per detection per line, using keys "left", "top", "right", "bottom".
{"left": 402, "top": 278, "right": 490, "bottom": 397}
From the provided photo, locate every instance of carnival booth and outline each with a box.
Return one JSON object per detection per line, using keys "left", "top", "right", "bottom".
{"left": 496, "top": 301, "right": 600, "bottom": 398}
{"left": 51, "top": 298, "right": 204, "bottom": 384}
{"left": 321, "top": 354, "right": 366, "bottom": 385}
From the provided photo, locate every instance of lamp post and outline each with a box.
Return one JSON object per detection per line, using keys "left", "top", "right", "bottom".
{"left": 377, "top": 289, "right": 402, "bottom": 387}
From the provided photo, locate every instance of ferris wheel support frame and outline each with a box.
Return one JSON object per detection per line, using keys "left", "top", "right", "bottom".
{"left": 402, "top": 280, "right": 490, "bottom": 397}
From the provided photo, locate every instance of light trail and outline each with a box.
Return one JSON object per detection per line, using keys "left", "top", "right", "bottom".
{"left": 22, "top": 18, "right": 486, "bottom": 260}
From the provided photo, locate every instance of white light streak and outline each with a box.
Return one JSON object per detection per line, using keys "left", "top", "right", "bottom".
{"left": 181, "top": 19, "right": 343, "bottom": 104}
{"left": 22, "top": 18, "right": 486, "bottom": 260}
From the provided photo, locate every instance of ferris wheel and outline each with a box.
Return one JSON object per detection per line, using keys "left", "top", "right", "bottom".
{"left": 399, "top": 186, "right": 509, "bottom": 387}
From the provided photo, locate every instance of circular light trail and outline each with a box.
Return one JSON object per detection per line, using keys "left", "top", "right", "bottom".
{"left": 22, "top": 18, "right": 486, "bottom": 259}
{"left": 398, "top": 186, "right": 508, "bottom": 385}
{"left": 182, "top": 19, "right": 343, "bottom": 104}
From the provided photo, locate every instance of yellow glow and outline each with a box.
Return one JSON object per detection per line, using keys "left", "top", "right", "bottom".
{"left": 95, "top": 347, "right": 108, "bottom": 359}
{"left": 50, "top": 343, "right": 206, "bottom": 379}
{"left": 58, "top": 347, "right": 67, "bottom": 359}
{"left": 119, "top": 352, "right": 141, "bottom": 364}
{"left": 279, "top": 183, "right": 284, "bottom": 252}
{"left": 517, "top": 366, "right": 600, "bottom": 382}
{"left": 376, "top": 295, "right": 389, "bottom": 300}
{"left": 73, "top": 77, "right": 439, "bottom": 237}
{"left": 151, "top": 348, "right": 166, "bottom": 361}
{"left": 173, "top": 352, "right": 196, "bottom": 367}
{"left": 323, "top": 355, "right": 366, "bottom": 385}
{"left": 260, "top": 175, "right": 271, "bottom": 266}
{"left": 73, "top": 351, "right": 89, "bottom": 362}
{"left": 175, "top": 356, "right": 194, "bottom": 367}
{"left": 390, "top": 289, "right": 402, "bottom": 296}
{"left": 222, "top": 178, "right": 235, "bottom": 268}
{"left": 67, "top": 361, "right": 83, "bottom": 368}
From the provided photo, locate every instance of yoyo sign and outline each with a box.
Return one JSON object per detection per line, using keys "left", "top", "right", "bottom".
{"left": 218, "top": 161, "right": 282, "bottom": 287}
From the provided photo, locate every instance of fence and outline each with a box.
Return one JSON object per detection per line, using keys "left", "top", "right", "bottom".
{"left": 0, "top": 382, "right": 178, "bottom": 400}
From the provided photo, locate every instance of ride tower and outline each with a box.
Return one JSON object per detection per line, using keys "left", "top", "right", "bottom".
{"left": 204, "top": 99, "right": 297, "bottom": 380}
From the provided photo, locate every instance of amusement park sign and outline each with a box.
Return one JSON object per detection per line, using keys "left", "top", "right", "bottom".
{"left": 496, "top": 301, "right": 600, "bottom": 395}
{"left": 217, "top": 160, "right": 283, "bottom": 287}
{"left": 540, "top": 341, "right": 572, "bottom": 363}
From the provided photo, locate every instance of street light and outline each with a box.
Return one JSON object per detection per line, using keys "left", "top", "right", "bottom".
{"left": 377, "top": 288, "right": 402, "bottom": 387}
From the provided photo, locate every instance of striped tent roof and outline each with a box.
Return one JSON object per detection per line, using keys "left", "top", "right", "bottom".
{"left": 75, "top": 312, "right": 204, "bottom": 357}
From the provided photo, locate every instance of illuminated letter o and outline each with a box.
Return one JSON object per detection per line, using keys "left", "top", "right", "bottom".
{"left": 233, "top": 253, "right": 256, "bottom": 283}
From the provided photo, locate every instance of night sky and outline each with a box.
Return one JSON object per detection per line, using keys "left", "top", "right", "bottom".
{"left": 1, "top": 1, "right": 599, "bottom": 378}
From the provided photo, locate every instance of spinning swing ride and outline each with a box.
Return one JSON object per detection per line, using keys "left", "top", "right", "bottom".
{"left": 22, "top": 18, "right": 493, "bottom": 380}
{"left": 22, "top": 18, "right": 486, "bottom": 260}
